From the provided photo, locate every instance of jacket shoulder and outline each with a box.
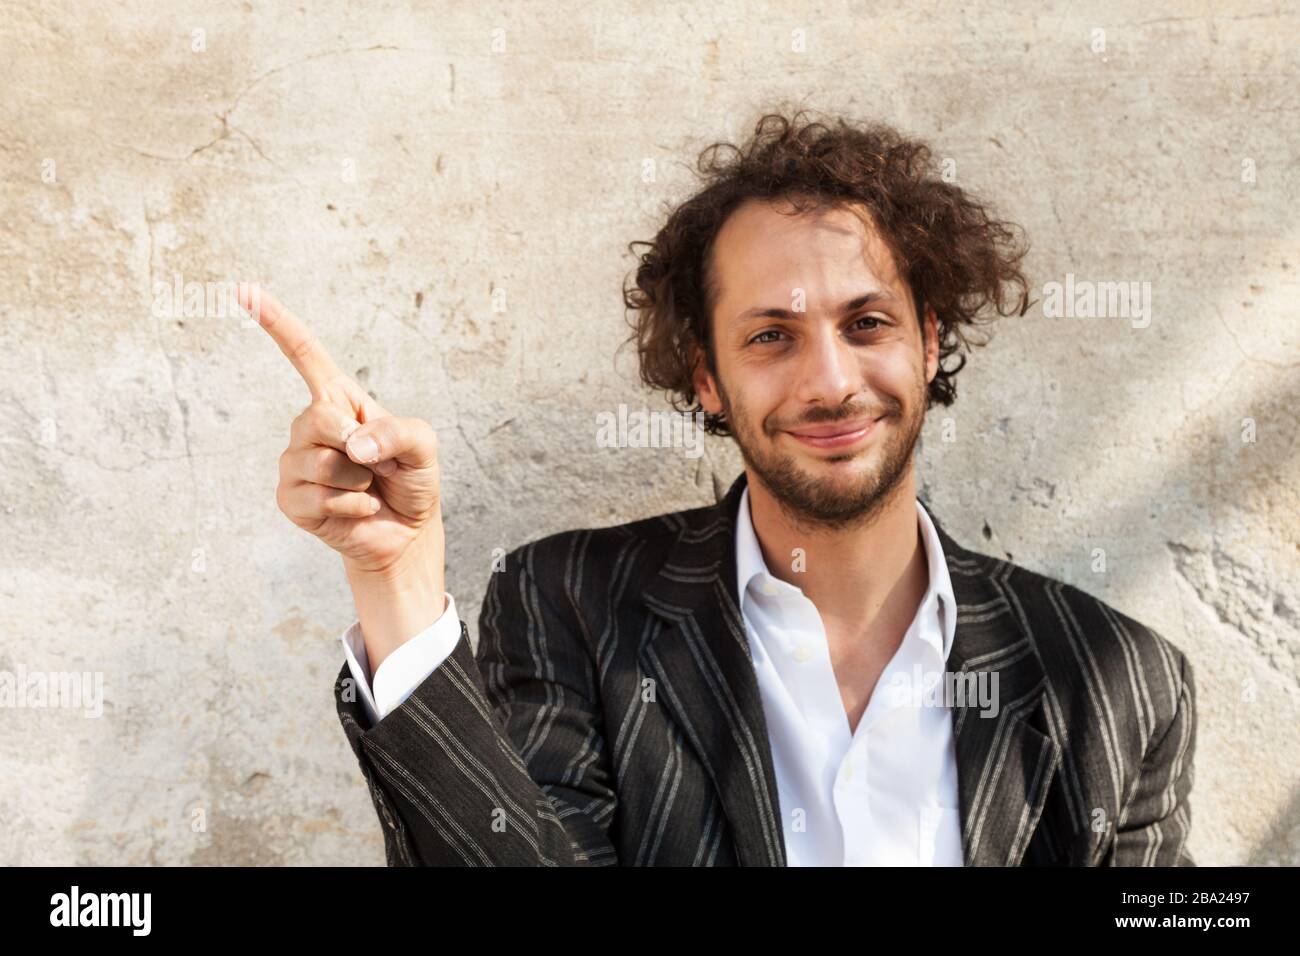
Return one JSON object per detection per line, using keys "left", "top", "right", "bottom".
{"left": 971, "top": 548, "right": 1193, "bottom": 753}
{"left": 485, "top": 495, "right": 714, "bottom": 635}
{"left": 997, "top": 554, "right": 1187, "bottom": 677}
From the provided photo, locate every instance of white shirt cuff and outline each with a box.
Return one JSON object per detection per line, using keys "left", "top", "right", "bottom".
{"left": 339, "top": 592, "right": 463, "bottom": 725}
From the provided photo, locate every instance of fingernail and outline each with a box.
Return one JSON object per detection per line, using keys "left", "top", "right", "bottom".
{"left": 348, "top": 434, "right": 379, "bottom": 463}
{"left": 368, "top": 496, "right": 382, "bottom": 514}
{"left": 341, "top": 420, "right": 360, "bottom": 443}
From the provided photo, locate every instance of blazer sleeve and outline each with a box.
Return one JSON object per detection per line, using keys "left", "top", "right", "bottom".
{"left": 1109, "top": 649, "right": 1198, "bottom": 866}
{"left": 333, "top": 546, "right": 619, "bottom": 866}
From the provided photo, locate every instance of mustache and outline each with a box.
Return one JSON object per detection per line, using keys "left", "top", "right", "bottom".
{"left": 778, "top": 400, "right": 898, "bottom": 431}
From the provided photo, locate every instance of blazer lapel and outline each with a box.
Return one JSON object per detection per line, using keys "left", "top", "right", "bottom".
{"left": 639, "top": 471, "right": 1061, "bottom": 867}
{"left": 639, "top": 473, "right": 787, "bottom": 866}
{"left": 930, "top": 514, "right": 1062, "bottom": 866}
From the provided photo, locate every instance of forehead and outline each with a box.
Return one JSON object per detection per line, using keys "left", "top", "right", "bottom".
{"left": 709, "top": 197, "right": 906, "bottom": 307}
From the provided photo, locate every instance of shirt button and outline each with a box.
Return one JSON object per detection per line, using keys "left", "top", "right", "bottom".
{"left": 792, "top": 644, "right": 812, "bottom": 662}
{"left": 761, "top": 579, "right": 778, "bottom": 596}
{"left": 842, "top": 760, "right": 855, "bottom": 781}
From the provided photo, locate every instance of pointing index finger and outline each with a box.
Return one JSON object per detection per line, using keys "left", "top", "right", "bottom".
{"left": 239, "top": 283, "right": 346, "bottom": 399}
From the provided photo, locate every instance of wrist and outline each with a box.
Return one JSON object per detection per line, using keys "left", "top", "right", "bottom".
{"left": 344, "top": 539, "right": 447, "bottom": 677}
{"left": 344, "top": 543, "right": 440, "bottom": 594}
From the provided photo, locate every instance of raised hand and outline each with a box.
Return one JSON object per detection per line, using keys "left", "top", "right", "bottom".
{"left": 241, "top": 284, "right": 446, "bottom": 670}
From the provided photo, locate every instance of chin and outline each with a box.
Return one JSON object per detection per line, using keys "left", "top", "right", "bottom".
{"left": 804, "top": 440, "right": 875, "bottom": 463}
{"left": 796, "top": 453, "right": 873, "bottom": 480}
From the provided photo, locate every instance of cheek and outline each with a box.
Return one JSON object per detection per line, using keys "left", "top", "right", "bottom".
{"left": 719, "top": 374, "right": 775, "bottom": 434}
{"left": 739, "top": 377, "right": 790, "bottom": 426}
{"left": 862, "top": 348, "right": 921, "bottom": 394}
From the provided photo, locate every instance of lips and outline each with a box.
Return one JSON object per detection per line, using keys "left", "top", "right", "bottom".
{"left": 786, "top": 415, "right": 883, "bottom": 449}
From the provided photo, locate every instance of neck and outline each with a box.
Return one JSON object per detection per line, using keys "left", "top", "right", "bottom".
{"left": 744, "top": 466, "right": 930, "bottom": 641}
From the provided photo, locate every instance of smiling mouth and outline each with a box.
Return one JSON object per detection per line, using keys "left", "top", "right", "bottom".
{"left": 786, "top": 415, "right": 884, "bottom": 449}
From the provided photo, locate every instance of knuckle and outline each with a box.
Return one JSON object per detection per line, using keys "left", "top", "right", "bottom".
{"left": 312, "top": 485, "right": 335, "bottom": 513}
{"left": 312, "top": 447, "right": 336, "bottom": 483}
{"left": 305, "top": 401, "right": 333, "bottom": 428}
{"left": 292, "top": 404, "right": 325, "bottom": 444}
{"left": 274, "top": 481, "right": 293, "bottom": 516}
{"left": 304, "top": 405, "right": 345, "bottom": 447}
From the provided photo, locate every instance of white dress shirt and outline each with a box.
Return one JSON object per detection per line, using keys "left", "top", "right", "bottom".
{"left": 339, "top": 487, "right": 964, "bottom": 866}
{"left": 734, "top": 485, "right": 963, "bottom": 866}
{"left": 339, "top": 594, "right": 463, "bottom": 727}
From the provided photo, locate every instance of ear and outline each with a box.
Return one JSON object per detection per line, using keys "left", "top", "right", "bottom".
{"left": 689, "top": 339, "right": 724, "bottom": 415}
{"left": 922, "top": 305, "right": 940, "bottom": 386}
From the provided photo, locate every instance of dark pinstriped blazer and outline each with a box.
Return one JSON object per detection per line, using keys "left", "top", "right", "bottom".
{"left": 334, "top": 471, "right": 1197, "bottom": 866}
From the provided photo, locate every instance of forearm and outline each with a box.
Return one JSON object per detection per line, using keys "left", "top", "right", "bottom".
{"left": 338, "top": 618, "right": 616, "bottom": 866}
{"left": 332, "top": 540, "right": 620, "bottom": 866}
{"left": 344, "top": 532, "right": 446, "bottom": 680}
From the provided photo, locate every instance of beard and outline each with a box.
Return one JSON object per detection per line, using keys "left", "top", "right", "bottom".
{"left": 718, "top": 373, "right": 927, "bottom": 533}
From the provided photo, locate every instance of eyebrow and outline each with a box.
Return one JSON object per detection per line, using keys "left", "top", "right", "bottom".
{"left": 733, "top": 290, "right": 894, "bottom": 325}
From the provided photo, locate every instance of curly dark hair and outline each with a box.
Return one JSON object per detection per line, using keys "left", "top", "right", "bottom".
{"left": 622, "top": 108, "right": 1033, "bottom": 438}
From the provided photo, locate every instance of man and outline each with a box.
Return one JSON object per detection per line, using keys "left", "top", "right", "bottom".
{"left": 247, "top": 110, "right": 1196, "bottom": 866}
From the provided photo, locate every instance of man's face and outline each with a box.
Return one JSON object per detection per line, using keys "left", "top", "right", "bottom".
{"left": 692, "top": 196, "right": 939, "bottom": 529}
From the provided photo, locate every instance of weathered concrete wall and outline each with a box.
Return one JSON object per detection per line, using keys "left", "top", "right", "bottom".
{"left": 1, "top": 1, "right": 1295, "bottom": 865}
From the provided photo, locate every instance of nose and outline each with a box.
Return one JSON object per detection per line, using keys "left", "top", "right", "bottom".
{"left": 791, "top": 322, "right": 863, "bottom": 411}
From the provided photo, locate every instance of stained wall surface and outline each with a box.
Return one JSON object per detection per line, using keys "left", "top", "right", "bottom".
{"left": 1, "top": 1, "right": 1296, "bottom": 865}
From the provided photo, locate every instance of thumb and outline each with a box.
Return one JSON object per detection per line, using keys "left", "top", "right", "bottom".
{"left": 344, "top": 416, "right": 439, "bottom": 471}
